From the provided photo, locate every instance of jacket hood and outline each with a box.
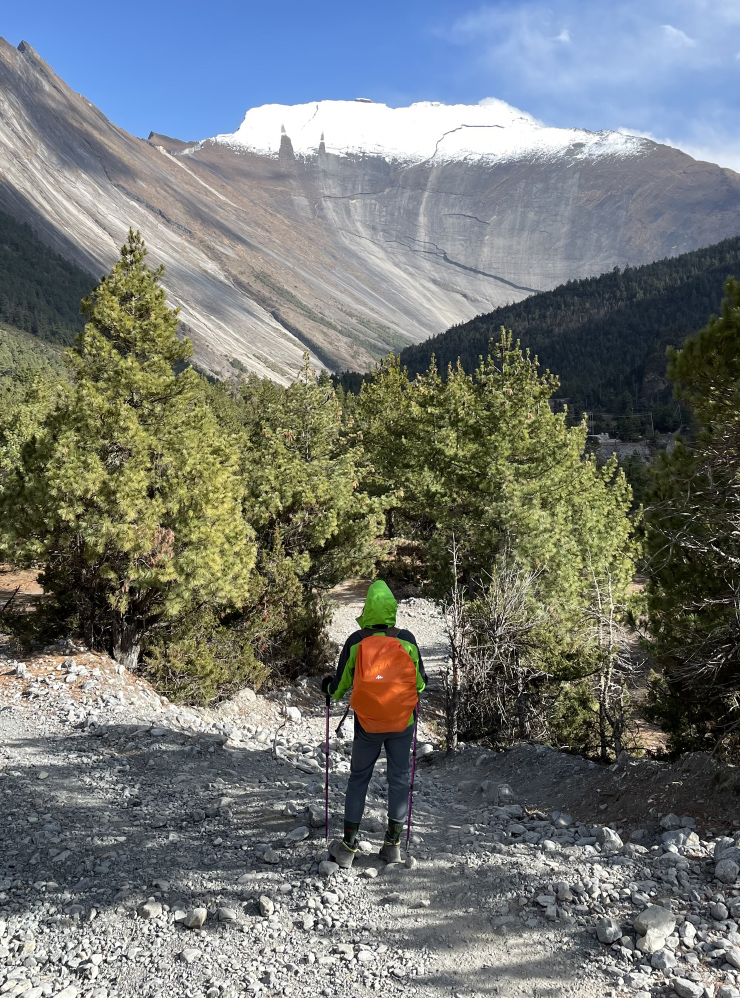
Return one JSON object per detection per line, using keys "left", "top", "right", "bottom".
{"left": 356, "top": 579, "right": 397, "bottom": 629}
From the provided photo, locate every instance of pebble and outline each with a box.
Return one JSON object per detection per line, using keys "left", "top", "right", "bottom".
{"left": 596, "top": 917, "right": 622, "bottom": 944}
{"left": 726, "top": 947, "right": 740, "bottom": 970}
{"left": 716, "top": 859, "right": 740, "bottom": 885}
{"left": 633, "top": 905, "right": 676, "bottom": 939}
{"left": 217, "top": 906, "right": 238, "bottom": 923}
{"left": 259, "top": 896, "right": 274, "bottom": 917}
{"left": 138, "top": 901, "right": 162, "bottom": 920}
{"left": 319, "top": 861, "right": 339, "bottom": 877}
{"left": 596, "top": 826, "right": 623, "bottom": 855}
{"left": 183, "top": 907, "right": 207, "bottom": 929}
{"left": 364, "top": 867, "right": 378, "bottom": 879}
{"left": 651, "top": 948, "right": 677, "bottom": 971}
{"left": 673, "top": 979, "right": 704, "bottom": 998}
{"left": 285, "top": 825, "right": 310, "bottom": 843}
{"left": 309, "top": 805, "right": 325, "bottom": 828}
{"left": 179, "top": 948, "right": 202, "bottom": 965}
{"left": 263, "top": 848, "right": 281, "bottom": 864}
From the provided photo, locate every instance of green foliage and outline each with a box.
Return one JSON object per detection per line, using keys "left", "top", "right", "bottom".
{"left": 0, "top": 323, "right": 67, "bottom": 506}
{"left": 0, "top": 230, "right": 255, "bottom": 669}
{"left": 399, "top": 236, "right": 740, "bottom": 416}
{"left": 645, "top": 278, "right": 740, "bottom": 756}
{"left": 141, "top": 608, "right": 268, "bottom": 705}
{"left": 145, "top": 355, "right": 384, "bottom": 687}
{"left": 0, "top": 208, "right": 95, "bottom": 345}
{"left": 359, "top": 336, "right": 636, "bottom": 759}
{"left": 356, "top": 333, "right": 636, "bottom": 604}
{"left": 0, "top": 321, "right": 65, "bottom": 380}
{"left": 233, "top": 360, "right": 384, "bottom": 674}
{"left": 617, "top": 452, "right": 652, "bottom": 511}
{"left": 239, "top": 363, "right": 384, "bottom": 589}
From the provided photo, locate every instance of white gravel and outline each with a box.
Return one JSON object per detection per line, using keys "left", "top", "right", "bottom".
{"left": 1, "top": 603, "right": 740, "bottom": 998}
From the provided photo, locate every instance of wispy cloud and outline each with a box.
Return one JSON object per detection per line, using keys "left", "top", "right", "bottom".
{"left": 660, "top": 24, "right": 695, "bottom": 46}
{"left": 443, "top": 0, "right": 740, "bottom": 171}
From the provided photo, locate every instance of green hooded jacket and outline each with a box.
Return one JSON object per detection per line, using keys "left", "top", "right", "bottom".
{"left": 328, "top": 580, "right": 427, "bottom": 728}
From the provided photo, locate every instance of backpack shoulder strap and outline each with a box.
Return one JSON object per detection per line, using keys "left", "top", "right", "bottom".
{"left": 359, "top": 626, "right": 399, "bottom": 639}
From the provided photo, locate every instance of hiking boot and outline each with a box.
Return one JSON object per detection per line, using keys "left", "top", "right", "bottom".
{"left": 328, "top": 838, "right": 357, "bottom": 869}
{"left": 378, "top": 838, "right": 402, "bottom": 864}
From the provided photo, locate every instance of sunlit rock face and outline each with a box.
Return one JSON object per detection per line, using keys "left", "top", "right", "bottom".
{"left": 2, "top": 42, "right": 740, "bottom": 377}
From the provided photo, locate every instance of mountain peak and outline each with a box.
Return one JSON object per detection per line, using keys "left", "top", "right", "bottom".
{"left": 212, "top": 98, "right": 650, "bottom": 165}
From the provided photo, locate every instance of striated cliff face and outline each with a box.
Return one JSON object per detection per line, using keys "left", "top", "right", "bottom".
{"left": 1, "top": 41, "right": 740, "bottom": 378}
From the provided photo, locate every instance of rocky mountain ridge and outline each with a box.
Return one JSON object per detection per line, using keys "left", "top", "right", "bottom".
{"left": 2, "top": 38, "right": 740, "bottom": 378}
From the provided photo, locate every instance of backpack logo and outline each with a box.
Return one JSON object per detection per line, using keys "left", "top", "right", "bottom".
{"left": 375, "top": 674, "right": 383, "bottom": 680}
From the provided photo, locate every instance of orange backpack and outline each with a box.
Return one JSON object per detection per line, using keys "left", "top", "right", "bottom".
{"left": 350, "top": 628, "right": 419, "bottom": 733}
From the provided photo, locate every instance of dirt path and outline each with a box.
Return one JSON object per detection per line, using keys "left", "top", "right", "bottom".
{"left": 2, "top": 599, "right": 740, "bottom": 998}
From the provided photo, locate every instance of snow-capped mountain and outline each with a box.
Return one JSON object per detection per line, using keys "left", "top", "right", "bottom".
{"left": 2, "top": 39, "right": 740, "bottom": 378}
{"left": 215, "top": 98, "right": 647, "bottom": 165}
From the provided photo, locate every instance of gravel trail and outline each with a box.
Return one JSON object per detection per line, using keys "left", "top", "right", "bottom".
{"left": 1, "top": 601, "right": 740, "bottom": 998}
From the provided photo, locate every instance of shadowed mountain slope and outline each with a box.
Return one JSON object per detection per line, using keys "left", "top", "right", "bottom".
{"left": 399, "top": 236, "right": 740, "bottom": 408}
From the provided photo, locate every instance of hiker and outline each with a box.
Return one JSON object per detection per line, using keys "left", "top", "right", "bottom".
{"left": 321, "top": 579, "right": 427, "bottom": 868}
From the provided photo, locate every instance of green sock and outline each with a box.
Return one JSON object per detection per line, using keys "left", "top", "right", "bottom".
{"left": 343, "top": 821, "right": 360, "bottom": 848}
{"left": 386, "top": 819, "right": 403, "bottom": 844}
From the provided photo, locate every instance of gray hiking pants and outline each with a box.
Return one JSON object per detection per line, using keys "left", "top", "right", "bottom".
{"left": 344, "top": 717, "right": 414, "bottom": 825}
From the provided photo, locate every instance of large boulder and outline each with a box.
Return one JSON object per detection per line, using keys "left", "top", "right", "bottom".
{"left": 596, "top": 826, "right": 623, "bottom": 855}
{"left": 673, "top": 979, "right": 704, "bottom": 998}
{"left": 716, "top": 858, "right": 740, "bottom": 885}
{"left": 633, "top": 905, "right": 676, "bottom": 954}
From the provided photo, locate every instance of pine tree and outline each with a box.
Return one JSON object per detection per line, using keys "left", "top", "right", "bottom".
{"left": 357, "top": 334, "right": 636, "bottom": 752}
{"left": 646, "top": 278, "right": 740, "bottom": 754}
{"left": 0, "top": 231, "right": 255, "bottom": 668}
{"left": 357, "top": 333, "right": 634, "bottom": 601}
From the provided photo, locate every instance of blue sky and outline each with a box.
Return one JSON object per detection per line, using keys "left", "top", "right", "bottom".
{"left": 4, "top": 0, "right": 740, "bottom": 169}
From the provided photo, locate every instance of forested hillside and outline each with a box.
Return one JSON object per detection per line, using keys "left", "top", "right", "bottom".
{"left": 399, "top": 237, "right": 740, "bottom": 422}
{"left": 0, "top": 321, "right": 65, "bottom": 379}
{"left": 0, "top": 207, "right": 95, "bottom": 345}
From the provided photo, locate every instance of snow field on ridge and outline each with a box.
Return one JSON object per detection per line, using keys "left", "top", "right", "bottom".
{"left": 213, "top": 98, "right": 649, "bottom": 165}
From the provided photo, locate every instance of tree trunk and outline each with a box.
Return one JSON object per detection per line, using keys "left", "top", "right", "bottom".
{"left": 112, "top": 615, "right": 142, "bottom": 672}
{"left": 446, "top": 648, "right": 460, "bottom": 754}
{"left": 517, "top": 691, "right": 531, "bottom": 740}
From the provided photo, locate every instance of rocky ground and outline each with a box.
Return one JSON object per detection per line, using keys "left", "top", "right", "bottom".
{"left": 2, "top": 593, "right": 740, "bottom": 998}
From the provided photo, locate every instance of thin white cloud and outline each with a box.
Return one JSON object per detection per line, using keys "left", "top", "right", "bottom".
{"left": 445, "top": 0, "right": 740, "bottom": 171}
{"left": 618, "top": 127, "right": 740, "bottom": 173}
{"left": 661, "top": 24, "right": 695, "bottom": 46}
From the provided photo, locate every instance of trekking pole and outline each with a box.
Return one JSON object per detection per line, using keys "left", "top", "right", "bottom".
{"left": 405, "top": 705, "right": 419, "bottom": 854}
{"left": 324, "top": 695, "right": 331, "bottom": 843}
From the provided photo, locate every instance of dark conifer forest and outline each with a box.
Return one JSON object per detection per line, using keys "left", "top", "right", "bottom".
{"left": 0, "top": 207, "right": 95, "bottom": 346}
{"left": 398, "top": 236, "right": 740, "bottom": 423}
